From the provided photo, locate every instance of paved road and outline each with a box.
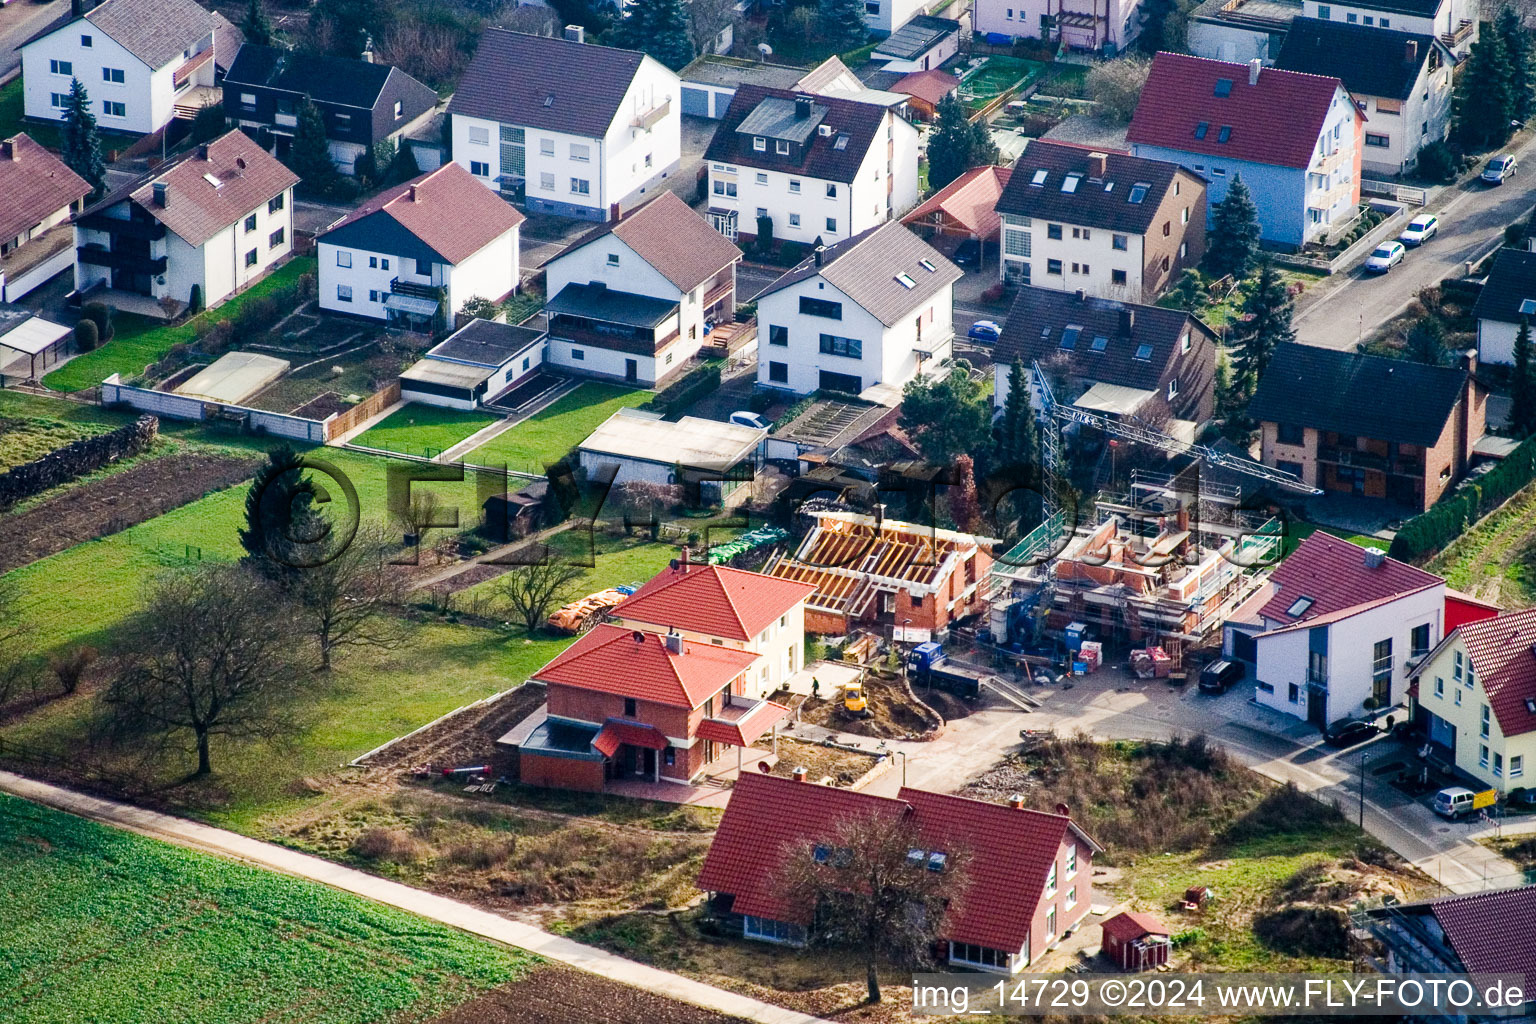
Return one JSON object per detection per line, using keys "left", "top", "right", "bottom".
{"left": 0, "top": 770, "right": 826, "bottom": 1024}
{"left": 0, "top": 0, "right": 65, "bottom": 80}
{"left": 737, "top": 262, "right": 785, "bottom": 303}
{"left": 1296, "top": 134, "right": 1536, "bottom": 349}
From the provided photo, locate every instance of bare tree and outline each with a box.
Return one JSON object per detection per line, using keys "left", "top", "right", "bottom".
{"left": 1087, "top": 56, "right": 1151, "bottom": 124}
{"left": 292, "top": 526, "right": 407, "bottom": 671}
{"left": 496, "top": 553, "right": 589, "bottom": 631}
{"left": 101, "top": 564, "right": 310, "bottom": 777}
{"left": 776, "top": 808, "right": 970, "bottom": 1004}
{"left": 394, "top": 488, "right": 444, "bottom": 547}
{"left": 688, "top": 0, "right": 738, "bottom": 56}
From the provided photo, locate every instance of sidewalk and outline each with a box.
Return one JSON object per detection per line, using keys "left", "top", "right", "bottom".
{"left": 0, "top": 771, "right": 826, "bottom": 1024}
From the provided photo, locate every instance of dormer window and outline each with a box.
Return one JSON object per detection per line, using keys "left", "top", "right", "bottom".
{"left": 753, "top": 136, "right": 766, "bottom": 151}
{"left": 776, "top": 139, "right": 790, "bottom": 155}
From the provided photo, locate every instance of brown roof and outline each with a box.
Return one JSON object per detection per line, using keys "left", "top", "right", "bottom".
{"left": 1454, "top": 609, "right": 1536, "bottom": 738}
{"left": 894, "top": 68, "right": 960, "bottom": 107}
{"left": 902, "top": 165, "right": 1011, "bottom": 240}
{"left": 83, "top": 130, "right": 296, "bottom": 247}
{"left": 561, "top": 192, "right": 741, "bottom": 293}
{"left": 82, "top": 0, "right": 219, "bottom": 69}
{"left": 704, "top": 85, "right": 888, "bottom": 184}
{"left": 1426, "top": 886, "right": 1536, "bottom": 988}
{"left": 996, "top": 141, "right": 1198, "bottom": 234}
{"left": 322, "top": 162, "right": 525, "bottom": 266}
{"left": 0, "top": 134, "right": 90, "bottom": 244}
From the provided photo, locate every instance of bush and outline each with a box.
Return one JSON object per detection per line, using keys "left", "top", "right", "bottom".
{"left": 735, "top": 300, "right": 757, "bottom": 320}
{"left": 73, "top": 318, "right": 99, "bottom": 353}
{"left": 460, "top": 295, "right": 500, "bottom": 321}
{"left": 781, "top": 241, "right": 806, "bottom": 266}
{"left": 981, "top": 282, "right": 1006, "bottom": 303}
{"left": 1086, "top": 56, "right": 1152, "bottom": 124}
{"left": 1252, "top": 905, "right": 1349, "bottom": 959}
{"left": 198, "top": 320, "right": 233, "bottom": 356}
{"left": 650, "top": 361, "right": 722, "bottom": 417}
{"left": 350, "top": 827, "right": 428, "bottom": 863}
{"left": 188, "top": 283, "right": 204, "bottom": 315}
{"left": 82, "top": 301, "right": 114, "bottom": 343}
{"left": 1417, "top": 141, "right": 1458, "bottom": 183}
{"left": 190, "top": 103, "right": 226, "bottom": 144}
{"left": 1391, "top": 435, "right": 1536, "bottom": 560}
{"left": 49, "top": 645, "right": 97, "bottom": 695}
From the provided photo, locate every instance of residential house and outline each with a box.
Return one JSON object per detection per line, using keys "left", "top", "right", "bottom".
{"left": 1247, "top": 342, "right": 1486, "bottom": 511}
{"left": 73, "top": 130, "right": 296, "bottom": 311}
{"left": 0, "top": 133, "right": 91, "bottom": 303}
{"left": 869, "top": 16, "right": 961, "bottom": 74}
{"left": 901, "top": 165, "right": 1010, "bottom": 265}
{"left": 1408, "top": 609, "right": 1536, "bottom": 794}
{"left": 704, "top": 85, "right": 920, "bottom": 247}
{"left": 20, "top": 0, "right": 225, "bottom": 135}
{"left": 891, "top": 68, "right": 960, "bottom": 120}
{"left": 1472, "top": 247, "right": 1536, "bottom": 366}
{"left": 863, "top": 0, "right": 931, "bottom": 37}
{"left": 1275, "top": 20, "right": 1452, "bottom": 176}
{"left": 1187, "top": 0, "right": 1302, "bottom": 64}
{"left": 991, "top": 287, "right": 1219, "bottom": 429}
{"left": 1299, "top": 0, "right": 1477, "bottom": 58}
{"left": 697, "top": 772, "right": 1101, "bottom": 972}
{"left": 1359, "top": 886, "right": 1536, "bottom": 1012}
{"left": 398, "top": 318, "right": 547, "bottom": 410}
{"left": 680, "top": 55, "right": 891, "bottom": 121}
{"left": 1127, "top": 53, "right": 1363, "bottom": 249}
{"left": 1224, "top": 532, "right": 1445, "bottom": 729}
{"left": 609, "top": 556, "right": 818, "bottom": 698}
{"left": 317, "top": 162, "right": 524, "bottom": 330}
{"left": 222, "top": 44, "right": 438, "bottom": 177}
{"left": 448, "top": 28, "right": 680, "bottom": 220}
{"left": 768, "top": 508, "right": 995, "bottom": 637}
{"left": 995, "top": 142, "right": 1206, "bottom": 300}
{"left": 753, "top": 221, "right": 960, "bottom": 399}
{"left": 576, "top": 408, "right": 765, "bottom": 508}
{"left": 511, "top": 623, "right": 789, "bottom": 791}
{"left": 543, "top": 191, "right": 742, "bottom": 386}
{"left": 972, "top": 0, "right": 1145, "bottom": 53}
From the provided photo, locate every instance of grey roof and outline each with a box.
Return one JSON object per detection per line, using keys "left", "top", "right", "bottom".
{"left": 82, "top": 0, "right": 218, "bottom": 70}
{"left": 736, "top": 96, "right": 826, "bottom": 144}
{"left": 872, "top": 15, "right": 961, "bottom": 61}
{"left": 681, "top": 55, "right": 806, "bottom": 90}
{"left": 1473, "top": 247, "right": 1536, "bottom": 325}
{"left": 545, "top": 282, "right": 677, "bottom": 328}
{"left": 758, "top": 221, "right": 962, "bottom": 327}
{"left": 448, "top": 30, "right": 650, "bottom": 139}
{"left": 1275, "top": 18, "right": 1445, "bottom": 101}
{"left": 429, "top": 319, "right": 546, "bottom": 367}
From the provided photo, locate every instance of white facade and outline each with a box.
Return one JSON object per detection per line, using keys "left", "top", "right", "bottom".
{"left": 1251, "top": 585, "right": 1445, "bottom": 726}
{"left": 452, "top": 56, "right": 681, "bottom": 220}
{"left": 708, "top": 111, "right": 918, "bottom": 247}
{"left": 546, "top": 235, "right": 704, "bottom": 342}
{"left": 972, "top": 0, "right": 1143, "bottom": 52}
{"left": 1477, "top": 318, "right": 1521, "bottom": 367}
{"left": 1187, "top": 19, "right": 1275, "bottom": 63}
{"left": 1355, "top": 48, "right": 1453, "bottom": 176}
{"left": 316, "top": 225, "right": 520, "bottom": 323}
{"left": 756, "top": 274, "right": 954, "bottom": 396}
{"left": 1000, "top": 213, "right": 1160, "bottom": 299}
{"left": 22, "top": 23, "right": 216, "bottom": 136}
{"left": 864, "top": 0, "right": 929, "bottom": 35}
{"left": 1300, "top": 0, "right": 1477, "bottom": 56}
{"left": 546, "top": 310, "right": 688, "bottom": 384}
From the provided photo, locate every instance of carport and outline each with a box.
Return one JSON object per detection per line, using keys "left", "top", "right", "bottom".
{"left": 0, "top": 308, "right": 72, "bottom": 383}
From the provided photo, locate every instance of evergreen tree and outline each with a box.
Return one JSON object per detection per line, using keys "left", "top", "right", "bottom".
{"left": 1499, "top": 5, "right": 1534, "bottom": 123}
{"left": 1213, "top": 351, "right": 1235, "bottom": 416}
{"left": 240, "top": 446, "right": 320, "bottom": 578}
{"left": 927, "top": 94, "right": 996, "bottom": 192}
{"left": 1166, "top": 268, "right": 1207, "bottom": 313}
{"left": 60, "top": 79, "right": 106, "bottom": 199}
{"left": 288, "top": 97, "right": 340, "bottom": 194}
{"left": 616, "top": 0, "right": 695, "bottom": 70}
{"left": 818, "top": 0, "right": 869, "bottom": 52}
{"left": 242, "top": 0, "right": 274, "bottom": 46}
{"left": 1456, "top": 30, "right": 1516, "bottom": 150}
{"left": 899, "top": 361, "right": 992, "bottom": 465}
{"left": 1513, "top": 316, "right": 1536, "bottom": 437}
{"left": 995, "top": 357, "right": 1040, "bottom": 467}
{"left": 1404, "top": 315, "right": 1449, "bottom": 366}
{"left": 1233, "top": 256, "right": 1293, "bottom": 391}
{"left": 1205, "top": 174, "right": 1261, "bottom": 281}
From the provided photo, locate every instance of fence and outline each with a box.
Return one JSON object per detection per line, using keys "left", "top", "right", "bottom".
{"left": 0, "top": 415, "right": 158, "bottom": 509}
{"left": 101, "top": 374, "right": 403, "bottom": 445}
{"left": 324, "top": 380, "right": 400, "bottom": 441}
{"left": 1271, "top": 199, "right": 1409, "bottom": 276}
{"left": 1362, "top": 179, "right": 1430, "bottom": 206}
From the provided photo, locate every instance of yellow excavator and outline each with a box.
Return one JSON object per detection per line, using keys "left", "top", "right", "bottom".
{"left": 840, "top": 680, "right": 870, "bottom": 719}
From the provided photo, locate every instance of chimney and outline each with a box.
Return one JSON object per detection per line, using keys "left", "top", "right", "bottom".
{"left": 1405, "top": 39, "right": 1418, "bottom": 63}
{"left": 1461, "top": 347, "right": 1477, "bottom": 377}
{"left": 1008, "top": 793, "right": 1025, "bottom": 809}
{"left": 664, "top": 630, "right": 684, "bottom": 655}
{"left": 564, "top": 24, "right": 585, "bottom": 43}
{"left": 814, "top": 243, "right": 825, "bottom": 267}
{"left": 408, "top": 184, "right": 418, "bottom": 202}
{"left": 793, "top": 766, "right": 808, "bottom": 782}
{"left": 1459, "top": 348, "right": 1477, "bottom": 473}
{"left": 197, "top": 144, "right": 209, "bottom": 160}
{"left": 1087, "top": 151, "right": 1108, "bottom": 178}
{"left": 1055, "top": 802, "right": 1070, "bottom": 817}
{"left": 795, "top": 95, "right": 813, "bottom": 119}
{"left": 1074, "top": 288, "right": 1087, "bottom": 302}
{"left": 610, "top": 202, "right": 621, "bottom": 222}
{"left": 152, "top": 182, "right": 168, "bottom": 207}
{"left": 679, "top": 547, "right": 690, "bottom": 568}
{"left": 0, "top": 140, "right": 11, "bottom": 161}
{"left": 1120, "top": 307, "right": 1135, "bottom": 335}
{"left": 1248, "top": 58, "right": 1261, "bottom": 86}
{"left": 1364, "top": 549, "right": 1385, "bottom": 569}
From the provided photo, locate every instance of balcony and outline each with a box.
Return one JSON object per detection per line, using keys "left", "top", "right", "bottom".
{"left": 274, "top": 111, "right": 298, "bottom": 128}
{"left": 76, "top": 213, "right": 166, "bottom": 242}
{"left": 696, "top": 694, "right": 790, "bottom": 748}
{"left": 631, "top": 97, "right": 671, "bottom": 131}
{"left": 75, "top": 245, "right": 167, "bottom": 275}
{"left": 1317, "top": 445, "right": 1422, "bottom": 477}
{"left": 702, "top": 277, "right": 734, "bottom": 309}
{"left": 390, "top": 277, "right": 438, "bottom": 300}
{"left": 172, "top": 48, "right": 213, "bottom": 89}
{"left": 1441, "top": 19, "right": 1474, "bottom": 47}
{"left": 549, "top": 315, "right": 680, "bottom": 355}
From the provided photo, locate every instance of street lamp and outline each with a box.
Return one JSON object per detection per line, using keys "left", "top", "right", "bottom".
{"left": 892, "top": 749, "right": 908, "bottom": 787}
{"left": 1359, "top": 750, "right": 1370, "bottom": 828}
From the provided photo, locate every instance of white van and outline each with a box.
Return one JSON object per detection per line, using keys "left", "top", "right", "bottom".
{"left": 1432, "top": 786, "right": 1477, "bottom": 820}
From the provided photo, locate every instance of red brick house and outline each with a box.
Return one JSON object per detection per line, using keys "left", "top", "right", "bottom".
{"left": 697, "top": 773, "right": 1099, "bottom": 972}
{"left": 768, "top": 510, "right": 996, "bottom": 638}
{"left": 514, "top": 624, "right": 791, "bottom": 792}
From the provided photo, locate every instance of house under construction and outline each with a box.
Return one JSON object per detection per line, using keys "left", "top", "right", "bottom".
{"left": 987, "top": 470, "right": 1281, "bottom": 651}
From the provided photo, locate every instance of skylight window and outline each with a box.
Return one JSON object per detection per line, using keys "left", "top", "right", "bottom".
{"left": 1194, "top": 121, "right": 1209, "bottom": 140}
{"left": 1287, "top": 596, "right": 1315, "bottom": 617}
{"left": 1128, "top": 182, "right": 1150, "bottom": 204}
{"left": 919, "top": 258, "right": 936, "bottom": 272}
{"left": 1527, "top": 698, "right": 1536, "bottom": 713}
{"left": 1060, "top": 325, "right": 1081, "bottom": 350}
{"left": 1214, "top": 78, "right": 1233, "bottom": 97}
{"left": 813, "top": 843, "right": 831, "bottom": 863}
{"left": 202, "top": 172, "right": 221, "bottom": 188}
{"left": 1217, "top": 125, "right": 1232, "bottom": 144}
{"left": 927, "top": 852, "right": 948, "bottom": 872}
{"left": 1133, "top": 342, "right": 1153, "bottom": 360}
{"left": 1521, "top": 299, "right": 1536, "bottom": 315}
{"left": 543, "top": 95, "right": 554, "bottom": 107}
{"left": 895, "top": 272, "right": 916, "bottom": 289}
{"left": 834, "top": 134, "right": 849, "bottom": 150}
{"left": 1031, "top": 168, "right": 1048, "bottom": 186}
{"left": 1104, "top": 181, "right": 1114, "bottom": 192}
{"left": 907, "top": 848, "right": 926, "bottom": 866}
{"left": 1040, "top": 326, "right": 1051, "bottom": 339}
{"left": 1061, "top": 173, "right": 1082, "bottom": 194}
{"left": 1091, "top": 335, "right": 1109, "bottom": 351}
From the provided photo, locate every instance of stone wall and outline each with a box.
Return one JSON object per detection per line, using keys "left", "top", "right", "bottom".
{"left": 0, "top": 415, "right": 158, "bottom": 510}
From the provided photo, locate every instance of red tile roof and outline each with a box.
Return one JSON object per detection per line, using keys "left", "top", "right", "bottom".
{"left": 1454, "top": 609, "right": 1536, "bottom": 738}
{"left": 1427, "top": 885, "right": 1536, "bottom": 988}
{"left": 324, "top": 162, "right": 524, "bottom": 266}
{"left": 1127, "top": 53, "right": 1352, "bottom": 170}
{"left": 696, "top": 700, "right": 790, "bottom": 748}
{"left": 562, "top": 191, "right": 743, "bottom": 293}
{"left": 616, "top": 563, "right": 817, "bottom": 642}
{"left": 697, "top": 774, "right": 1096, "bottom": 953}
{"left": 894, "top": 68, "right": 960, "bottom": 107}
{"left": 1258, "top": 532, "right": 1441, "bottom": 626}
{"left": 532, "top": 623, "right": 759, "bottom": 708}
{"left": 901, "top": 165, "right": 1011, "bottom": 241}
{"left": 0, "top": 134, "right": 90, "bottom": 246}
{"left": 592, "top": 719, "right": 669, "bottom": 757}
{"left": 1100, "top": 910, "right": 1169, "bottom": 942}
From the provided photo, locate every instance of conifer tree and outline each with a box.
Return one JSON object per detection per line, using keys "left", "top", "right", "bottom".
{"left": 1205, "top": 174, "right": 1261, "bottom": 281}
{"left": 60, "top": 79, "right": 106, "bottom": 199}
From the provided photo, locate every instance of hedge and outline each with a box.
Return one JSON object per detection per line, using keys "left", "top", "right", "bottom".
{"left": 649, "top": 361, "right": 721, "bottom": 418}
{"left": 1389, "top": 435, "right": 1536, "bottom": 561}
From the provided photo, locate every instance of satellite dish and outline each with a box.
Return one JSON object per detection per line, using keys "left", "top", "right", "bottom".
{"left": 758, "top": 42, "right": 773, "bottom": 58}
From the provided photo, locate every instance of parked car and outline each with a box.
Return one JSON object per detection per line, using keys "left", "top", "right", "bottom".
{"left": 1198, "top": 659, "right": 1245, "bottom": 694}
{"left": 1398, "top": 214, "right": 1439, "bottom": 246}
{"left": 953, "top": 239, "right": 981, "bottom": 267}
{"left": 967, "top": 320, "right": 1002, "bottom": 344}
{"left": 1365, "top": 241, "right": 1406, "bottom": 273}
{"left": 728, "top": 410, "right": 770, "bottom": 430}
{"left": 1432, "top": 786, "right": 1478, "bottom": 819}
{"left": 1324, "top": 719, "right": 1379, "bottom": 747}
{"left": 1482, "top": 154, "right": 1518, "bottom": 184}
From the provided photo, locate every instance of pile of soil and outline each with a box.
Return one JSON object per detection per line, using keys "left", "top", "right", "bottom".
{"left": 798, "top": 673, "right": 937, "bottom": 740}
{"left": 362, "top": 682, "right": 547, "bottom": 777}
{"left": 768, "top": 737, "right": 880, "bottom": 786}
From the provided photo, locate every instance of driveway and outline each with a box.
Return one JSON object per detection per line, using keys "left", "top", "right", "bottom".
{"left": 0, "top": 0, "right": 66, "bottom": 80}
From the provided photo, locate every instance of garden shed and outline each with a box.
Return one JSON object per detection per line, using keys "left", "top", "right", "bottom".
{"left": 1100, "top": 911, "right": 1171, "bottom": 971}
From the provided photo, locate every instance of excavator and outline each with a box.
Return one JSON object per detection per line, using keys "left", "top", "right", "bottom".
{"left": 839, "top": 680, "right": 871, "bottom": 719}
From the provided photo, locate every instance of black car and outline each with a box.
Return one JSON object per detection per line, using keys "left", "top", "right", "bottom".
{"left": 953, "top": 239, "right": 981, "bottom": 267}
{"left": 1324, "top": 720, "right": 1379, "bottom": 747}
{"left": 1199, "top": 659, "right": 1244, "bottom": 694}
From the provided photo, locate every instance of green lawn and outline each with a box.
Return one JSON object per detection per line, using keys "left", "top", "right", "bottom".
{"left": 42, "top": 256, "right": 318, "bottom": 392}
{"left": 351, "top": 403, "right": 499, "bottom": 459}
{"left": 465, "top": 383, "right": 650, "bottom": 474}
{"left": 0, "top": 392, "right": 136, "bottom": 470}
{"left": 0, "top": 793, "right": 532, "bottom": 1024}
{"left": 1282, "top": 520, "right": 1390, "bottom": 559}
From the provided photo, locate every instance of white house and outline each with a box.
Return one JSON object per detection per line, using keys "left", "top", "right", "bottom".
{"left": 20, "top": 0, "right": 225, "bottom": 136}
{"left": 869, "top": 15, "right": 961, "bottom": 73}
{"left": 73, "top": 130, "right": 295, "bottom": 311}
{"left": 864, "top": 0, "right": 930, "bottom": 35}
{"left": 399, "top": 319, "right": 547, "bottom": 410}
{"left": 1471, "top": 248, "right": 1536, "bottom": 367}
{"left": 1223, "top": 533, "right": 1445, "bottom": 730}
{"left": 704, "top": 86, "right": 920, "bottom": 248}
{"left": 316, "top": 162, "right": 524, "bottom": 331}
{"left": 1274, "top": 20, "right": 1453, "bottom": 176}
{"left": 447, "top": 28, "right": 680, "bottom": 221}
{"left": 1300, "top": 0, "right": 1476, "bottom": 58}
{"left": 0, "top": 133, "right": 91, "bottom": 303}
{"left": 543, "top": 191, "right": 742, "bottom": 387}
{"left": 973, "top": 0, "right": 1145, "bottom": 53}
{"left": 754, "top": 221, "right": 960, "bottom": 399}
